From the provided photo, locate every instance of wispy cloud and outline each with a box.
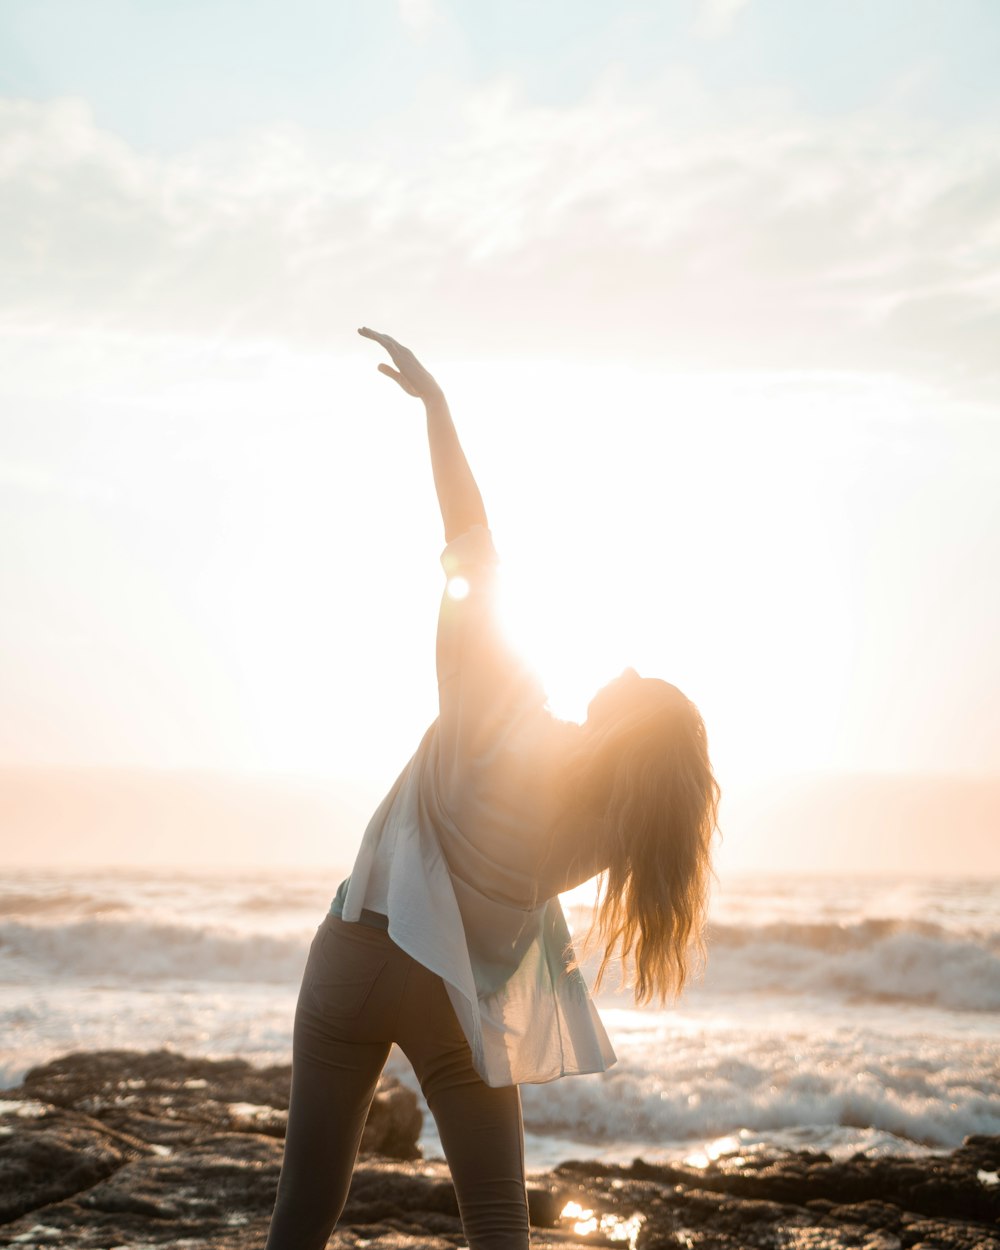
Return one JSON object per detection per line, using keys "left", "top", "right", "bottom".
{"left": 2, "top": 81, "right": 999, "bottom": 392}
{"left": 694, "top": 0, "right": 752, "bottom": 39}
{"left": 0, "top": 458, "right": 118, "bottom": 506}
{"left": 397, "top": 0, "right": 439, "bottom": 38}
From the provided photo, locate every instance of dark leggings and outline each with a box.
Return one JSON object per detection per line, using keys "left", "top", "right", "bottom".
{"left": 264, "top": 913, "right": 530, "bottom": 1250}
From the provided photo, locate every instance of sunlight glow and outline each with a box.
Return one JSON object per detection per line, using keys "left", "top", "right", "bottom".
{"left": 683, "top": 1134, "right": 743, "bottom": 1169}
{"left": 446, "top": 575, "right": 470, "bottom": 601}
{"left": 495, "top": 569, "right": 628, "bottom": 726}
{"left": 559, "top": 1200, "right": 645, "bottom": 1248}
{"left": 463, "top": 362, "right": 881, "bottom": 783}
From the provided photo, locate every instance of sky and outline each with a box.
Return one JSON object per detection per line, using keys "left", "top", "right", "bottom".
{"left": 1, "top": 1, "right": 999, "bottom": 868}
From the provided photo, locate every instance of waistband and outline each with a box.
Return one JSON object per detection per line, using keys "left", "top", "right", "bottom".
{"left": 357, "top": 908, "right": 389, "bottom": 931}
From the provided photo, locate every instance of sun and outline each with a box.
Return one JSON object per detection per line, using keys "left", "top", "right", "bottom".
{"left": 493, "top": 566, "right": 631, "bottom": 726}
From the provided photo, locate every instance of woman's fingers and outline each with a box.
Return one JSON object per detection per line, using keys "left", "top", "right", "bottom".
{"left": 359, "top": 326, "right": 439, "bottom": 401}
{"left": 359, "top": 326, "right": 415, "bottom": 363}
{"left": 383, "top": 338, "right": 411, "bottom": 365}
{"left": 377, "top": 362, "right": 420, "bottom": 396}
{"left": 359, "top": 326, "right": 402, "bottom": 354}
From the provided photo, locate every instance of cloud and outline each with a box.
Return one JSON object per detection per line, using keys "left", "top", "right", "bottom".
{"left": 0, "top": 458, "right": 118, "bottom": 506}
{"left": 1, "top": 83, "right": 999, "bottom": 392}
{"left": 397, "top": 0, "right": 439, "bottom": 38}
{"left": 694, "top": 0, "right": 752, "bottom": 39}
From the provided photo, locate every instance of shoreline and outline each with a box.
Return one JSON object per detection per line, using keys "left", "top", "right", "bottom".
{"left": 1, "top": 1048, "right": 998, "bottom": 1248}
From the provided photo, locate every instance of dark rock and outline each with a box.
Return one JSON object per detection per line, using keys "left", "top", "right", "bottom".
{"left": 827, "top": 1200, "right": 907, "bottom": 1232}
{"left": 9, "top": 1047, "right": 421, "bottom": 1158}
{"left": 592, "top": 1142, "right": 1000, "bottom": 1229}
{"left": 526, "top": 1182, "right": 564, "bottom": 1227}
{"left": 0, "top": 1101, "right": 149, "bottom": 1223}
{"left": 362, "top": 1078, "right": 424, "bottom": 1160}
{"left": 903, "top": 1219, "right": 1000, "bottom": 1250}
{"left": 1, "top": 1050, "right": 998, "bottom": 1249}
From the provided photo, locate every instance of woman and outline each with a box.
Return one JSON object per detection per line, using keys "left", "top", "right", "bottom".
{"left": 264, "top": 328, "right": 720, "bottom": 1250}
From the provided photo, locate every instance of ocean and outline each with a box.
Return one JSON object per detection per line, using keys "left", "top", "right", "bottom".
{"left": 1, "top": 868, "right": 997, "bottom": 1170}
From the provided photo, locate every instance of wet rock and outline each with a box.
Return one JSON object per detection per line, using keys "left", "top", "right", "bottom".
{"left": 362, "top": 1079, "right": 423, "bottom": 1160}
{"left": 526, "top": 1182, "right": 564, "bottom": 1227}
{"left": 0, "top": 1101, "right": 146, "bottom": 1223}
{"left": 826, "top": 1200, "right": 907, "bottom": 1232}
{"left": 553, "top": 1143, "right": 1000, "bottom": 1250}
{"left": 573, "top": 1141, "right": 1000, "bottom": 1230}
{"left": 1, "top": 1050, "right": 998, "bottom": 1249}
{"left": 11, "top": 1047, "right": 421, "bottom": 1158}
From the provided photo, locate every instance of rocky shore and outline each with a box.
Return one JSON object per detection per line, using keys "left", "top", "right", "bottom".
{"left": 1, "top": 1050, "right": 997, "bottom": 1249}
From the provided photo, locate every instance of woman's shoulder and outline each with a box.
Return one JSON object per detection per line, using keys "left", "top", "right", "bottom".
{"left": 500, "top": 701, "right": 583, "bottom": 772}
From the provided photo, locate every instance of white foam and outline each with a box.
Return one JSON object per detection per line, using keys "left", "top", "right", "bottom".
{"left": 515, "top": 1014, "right": 1000, "bottom": 1151}
{"left": 0, "top": 917, "right": 311, "bottom": 985}
{"left": 3, "top": 911, "right": 998, "bottom": 1012}
{"left": 697, "top": 922, "right": 1000, "bottom": 1011}
{"left": 2, "top": 868, "right": 997, "bottom": 1165}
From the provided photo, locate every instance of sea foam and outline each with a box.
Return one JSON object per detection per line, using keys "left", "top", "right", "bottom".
{"left": 0, "top": 917, "right": 310, "bottom": 984}
{"left": 3, "top": 909, "right": 999, "bottom": 1011}
{"left": 513, "top": 1017, "right": 1000, "bottom": 1151}
{"left": 2, "top": 869, "right": 998, "bottom": 1164}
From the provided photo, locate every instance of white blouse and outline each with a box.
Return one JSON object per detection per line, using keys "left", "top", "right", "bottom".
{"left": 330, "top": 525, "right": 617, "bottom": 1087}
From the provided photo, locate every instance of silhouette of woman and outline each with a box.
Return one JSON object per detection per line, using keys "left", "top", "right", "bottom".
{"left": 264, "top": 328, "right": 720, "bottom": 1250}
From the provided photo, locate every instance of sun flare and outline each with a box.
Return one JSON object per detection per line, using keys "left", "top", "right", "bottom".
{"left": 495, "top": 569, "right": 632, "bottom": 726}
{"left": 445, "top": 575, "right": 470, "bottom": 601}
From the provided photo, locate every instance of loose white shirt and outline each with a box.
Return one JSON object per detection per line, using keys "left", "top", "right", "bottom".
{"left": 330, "top": 525, "right": 617, "bottom": 1087}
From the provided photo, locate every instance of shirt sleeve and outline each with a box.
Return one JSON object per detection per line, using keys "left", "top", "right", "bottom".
{"left": 435, "top": 525, "right": 546, "bottom": 767}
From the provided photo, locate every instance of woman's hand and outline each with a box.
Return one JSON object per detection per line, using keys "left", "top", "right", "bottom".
{"left": 358, "top": 327, "right": 444, "bottom": 405}
{"left": 359, "top": 326, "right": 485, "bottom": 540}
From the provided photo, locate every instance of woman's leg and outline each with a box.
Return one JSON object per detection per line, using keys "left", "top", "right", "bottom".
{"left": 264, "top": 919, "right": 399, "bottom": 1250}
{"left": 398, "top": 963, "right": 530, "bottom": 1250}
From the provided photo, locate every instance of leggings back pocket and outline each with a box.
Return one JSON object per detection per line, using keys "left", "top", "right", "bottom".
{"left": 304, "top": 922, "right": 389, "bottom": 1019}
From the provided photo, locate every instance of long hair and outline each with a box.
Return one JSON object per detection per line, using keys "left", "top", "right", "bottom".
{"left": 566, "top": 679, "right": 720, "bottom": 1004}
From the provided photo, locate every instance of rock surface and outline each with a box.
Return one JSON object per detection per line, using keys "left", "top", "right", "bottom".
{"left": 1, "top": 1049, "right": 997, "bottom": 1249}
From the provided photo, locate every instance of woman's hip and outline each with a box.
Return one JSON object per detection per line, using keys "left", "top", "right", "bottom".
{"left": 295, "top": 914, "right": 409, "bottom": 1042}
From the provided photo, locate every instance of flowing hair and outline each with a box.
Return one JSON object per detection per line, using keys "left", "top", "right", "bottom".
{"left": 567, "top": 682, "right": 720, "bottom": 1003}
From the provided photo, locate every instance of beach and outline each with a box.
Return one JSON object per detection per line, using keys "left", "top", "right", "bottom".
{"left": 1, "top": 868, "right": 998, "bottom": 1245}
{"left": 2, "top": 1048, "right": 998, "bottom": 1248}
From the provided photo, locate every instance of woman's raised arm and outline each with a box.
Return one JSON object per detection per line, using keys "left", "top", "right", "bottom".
{"left": 358, "top": 327, "right": 487, "bottom": 543}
